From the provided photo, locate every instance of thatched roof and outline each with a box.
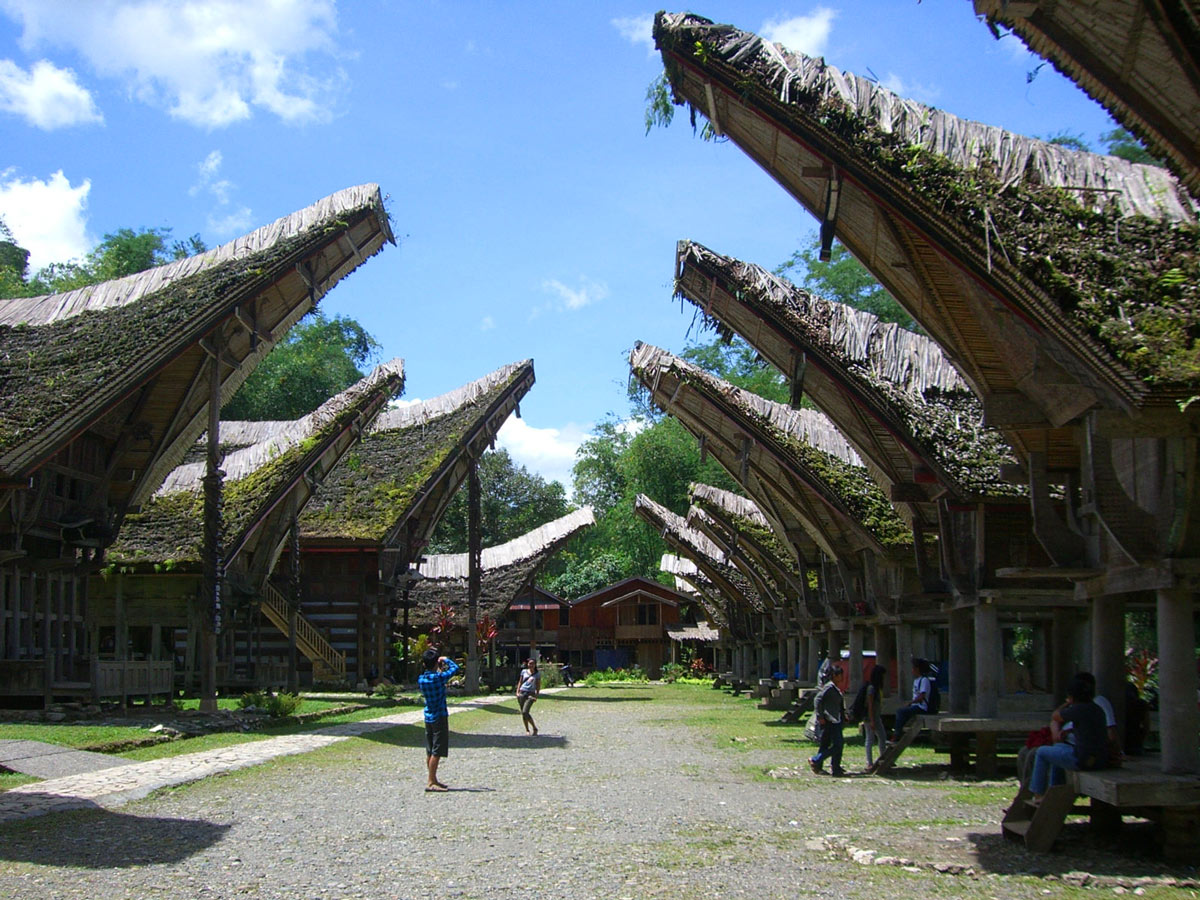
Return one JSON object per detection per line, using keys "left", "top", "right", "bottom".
{"left": 659, "top": 553, "right": 730, "bottom": 630}
{"left": 407, "top": 507, "right": 595, "bottom": 628}
{"left": 634, "top": 493, "right": 766, "bottom": 614}
{"left": 666, "top": 621, "right": 722, "bottom": 642}
{"left": 973, "top": 0, "right": 1200, "bottom": 199}
{"left": 0, "top": 184, "right": 393, "bottom": 521}
{"left": 674, "top": 240, "right": 1020, "bottom": 507}
{"left": 631, "top": 342, "right": 910, "bottom": 560}
{"left": 107, "top": 358, "right": 404, "bottom": 571}
{"left": 654, "top": 12, "right": 1200, "bottom": 426}
{"left": 300, "top": 361, "right": 534, "bottom": 567}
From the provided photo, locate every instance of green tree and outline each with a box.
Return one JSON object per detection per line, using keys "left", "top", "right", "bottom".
{"left": 0, "top": 222, "right": 207, "bottom": 298}
{"left": 777, "top": 236, "right": 915, "bottom": 329}
{"left": 427, "top": 449, "right": 570, "bottom": 553}
{"left": 572, "top": 419, "right": 632, "bottom": 517}
{"left": 544, "top": 550, "right": 629, "bottom": 600}
{"left": 1100, "top": 127, "right": 1164, "bottom": 167}
{"left": 221, "top": 311, "right": 380, "bottom": 420}
{"left": 680, "top": 336, "right": 788, "bottom": 404}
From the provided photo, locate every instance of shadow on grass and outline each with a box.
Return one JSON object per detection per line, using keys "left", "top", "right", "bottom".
{"left": 966, "top": 819, "right": 1189, "bottom": 878}
{"left": 539, "top": 692, "right": 652, "bottom": 703}
{"left": 0, "top": 802, "right": 229, "bottom": 868}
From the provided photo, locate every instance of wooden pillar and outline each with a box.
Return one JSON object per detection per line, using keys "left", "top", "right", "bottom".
{"left": 0, "top": 569, "right": 7, "bottom": 659}
{"left": 1051, "top": 608, "right": 1075, "bottom": 701}
{"left": 1091, "top": 594, "right": 1125, "bottom": 736}
{"left": 805, "top": 633, "right": 820, "bottom": 682}
{"left": 199, "top": 334, "right": 223, "bottom": 713}
{"left": 895, "top": 622, "right": 913, "bottom": 697}
{"left": 974, "top": 600, "right": 1000, "bottom": 717}
{"left": 41, "top": 572, "right": 52, "bottom": 707}
{"left": 115, "top": 574, "right": 127, "bottom": 710}
{"left": 848, "top": 626, "right": 864, "bottom": 695}
{"left": 1157, "top": 588, "right": 1199, "bottom": 774}
{"left": 873, "top": 624, "right": 894, "bottom": 692}
{"left": 949, "top": 606, "right": 972, "bottom": 714}
{"left": 1031, "top": 621, "right": 1048, "bottom": 692}
{"left": 466, "top": 456, "right": 480, "bottom": 693}
{"left": 288, "top": 514, "right": 300, "bottom": 694}
{"left": 786, "top": 636, "right": 798, "bottom": 681}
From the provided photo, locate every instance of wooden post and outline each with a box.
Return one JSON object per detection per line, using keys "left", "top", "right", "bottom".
{"left": 895, "top": 622, "right": 913, "bottom": 698}
{"left": 199, "top": 335, "right": 223, "bottom": 713}
{"left": 805, "top": 633, "right": 820, "bottom": 682}
{"left": 949, "top": 606, "right": 971, "bottom": 714}
{"left": 287, "top": 513, "right": 300, "bottom": 694}
{"left": 41, "top": 572, "right": 52, "bottom": 707}
{"left": 1157, "top": 587, "right": 1199, "bottom": 774}
{"left": 873, "top": 624, "right": 894, "bottom": 692}
{"left": 1090, "top": 593, "right": 1125, "bottom": 737}
{"left": 115, "top": 574, "right": 127, "bottom": 710}
{"left": 974, "top": 600, "right": 1000, "bottom": 717}
{"left": 466, "top": 456, "right": 481, "bottom": 693}
{"left": 848, "top": 626, "right": 864, "bottom": 695}
{"left": 1051, "top": 608, "right": 1075, "bottom": 701}
{"left": 786, "top": 636, "right": 798, "bottom": 681}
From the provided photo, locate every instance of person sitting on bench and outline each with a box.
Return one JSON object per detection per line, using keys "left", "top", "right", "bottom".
{"left": 890, "top": 657, "right": 934, "bottom": 742}
{"left": 1028, "top": 675, "right": 1111, "bottom": 804}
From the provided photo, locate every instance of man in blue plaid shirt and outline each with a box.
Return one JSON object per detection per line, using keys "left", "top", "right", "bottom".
{"left": 418, "top": 649, "right": 459, "bottom": 792}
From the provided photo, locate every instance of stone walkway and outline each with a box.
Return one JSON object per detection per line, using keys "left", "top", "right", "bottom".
{"left": 0, "top": 692, "right": 519, "bottom": 823}
{"left": 0, "top": 741, "right": 132, "bottom": 779}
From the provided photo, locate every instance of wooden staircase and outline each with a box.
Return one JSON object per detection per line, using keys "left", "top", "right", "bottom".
{"left": 872, "top": 717, "right": 923, "bottom": 774}
{"left": 260, "top": 583, "right": 347, "bottom": 682}
{"left": 1001, "top": 784, "right": 1080, "bottom": 851}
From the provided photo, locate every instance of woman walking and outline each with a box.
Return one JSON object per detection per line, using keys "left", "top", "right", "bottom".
{"left": 864, "top": 664, "right": 887, "bottom": 773}
{"left": 516, "top": 658, "right": 541, "bottom": 735}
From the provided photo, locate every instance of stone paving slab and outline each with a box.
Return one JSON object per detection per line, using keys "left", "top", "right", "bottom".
{"left": 0, "top": 741, "right": 134, "bottom": 779}
{"left": 0, "top": 691, "right": 523, "bottom": 824}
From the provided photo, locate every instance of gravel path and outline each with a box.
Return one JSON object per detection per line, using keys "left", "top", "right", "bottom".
{"left": 0, "top": 686, "right": 1192, "bottom": 900}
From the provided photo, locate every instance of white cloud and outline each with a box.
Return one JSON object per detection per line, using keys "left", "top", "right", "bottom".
{"left": 189, "top": 149, "right": 250, "bottom": 236}
{"left": 0, "top": 58, "right": 102, "bottom": 129}
{"left": 611, "top": 14, "right": 654, "bottom": 53}
{"left": 480, "top": 315, "right": 495, "bottom": 331}
{"left": 541, "top": 276, "right": 608, "bottom": 312}
{"left": 760, "top": 8, "right": 836, "bottom": 57}
{"left": 496, "top": 417, "right": 590, "bottom": 494}
{"left": 880, "top": 71, "right": 939, "bottom": 104}
{"left": 206, "top": 205, "right": 253, "bottom": 236}
{"left": 0, "top": 168, "right": 91, "bottom": 273}
{"left": 0, "top": 0, "right": 343, "bottom": 128}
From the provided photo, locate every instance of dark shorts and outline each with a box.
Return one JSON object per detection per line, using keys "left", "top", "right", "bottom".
{"left": 425, "top": 717, "right": 449, "bottom": 757}
{"left": 519, "top": 694, "right": 536, "bottom": 715}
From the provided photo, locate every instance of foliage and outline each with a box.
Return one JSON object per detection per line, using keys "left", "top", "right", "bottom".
{"left": 679, "top": 336, "right": 788, "bottom": 404}
{"left": 644, "top": 71, "right": 675, "bottom": 134}
{"left": 1100, "top": 127, "right": 1164, "bottom": 167}
{"left": 689, "top": 655, "right": 711, "bottom": 677}
{"left": 0, "top": 223, "right": 206, "bottom": 299}
{"left": 539, "top": 665, "right": 563, "bottom": 689}
{"left": 372, "top": 682, "right": 401, "bottom": 700}
{"left": 1125, "top": 648, "right": 1158, "bottom": 696}
{"left": 222, "top": 310, "right": 380, "bottom": 420}
{"left": 238, "top": 691, "right": 302, "bottom": 718}
{"left": 1010, "top": 625, "right": 1034, "bottom": 669}
{"left": 429, "top": 602, "right": 456, "bottom": 645}
{"left": 776, "top": 237, "right": 915, "bottom": 330}
{"left": 544, "top": 550, "right": 629, "bottom": 601}
{"left": 660, "top": 662, "right": 687, "bottom": 683}
{"left": 427, "top": 449, "right": 569, "bottom": 553}
{"left": 583, "top": 666, "right": 650, "bottom": 685}
{"left": 476, "top": 614, "right": 499, "bottom": 654}
{"left": 571, "top": 419, "right": 634, "bottom": 517}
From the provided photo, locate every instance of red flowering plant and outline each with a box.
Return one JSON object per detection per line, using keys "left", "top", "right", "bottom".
{"left": 429, "top": 601, "right": 456, "bottom": 647}
{"left": 1125, "top": 648, "right": 1158, "bottom": 696}
{"left": 476, "top": 615, "right": 499, "bottom": 654}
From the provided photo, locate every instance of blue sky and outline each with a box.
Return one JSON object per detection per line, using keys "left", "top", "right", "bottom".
{"left": 0, "top": 2, "right": 1122, "bottom": 493}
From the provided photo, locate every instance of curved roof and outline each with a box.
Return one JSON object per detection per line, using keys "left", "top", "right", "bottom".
{"left": 654, "top": 12, "right": 1200, "bottom": 456}
{"left": 408, "top": 507, "right": 594, "bottom": 627}
{"left": 973, "top": 0, "right": 1200, "bottom": 199}
{"left": 0, "top": 184, "right": 393, "bottom": 530}
{"left": 674, "top": 240, "right": 1020, "bottom": 513}
{"left": 659, "top": 553, "right": 730, "bottom": 630}
{"left": 631, "top": 342, "right": 910, "bottom": 561}
{"left": 108, "top": 358, "right": 404, "bottom": 573}
{"left": 300, "top": 361, "right": 534, "bottom": 575}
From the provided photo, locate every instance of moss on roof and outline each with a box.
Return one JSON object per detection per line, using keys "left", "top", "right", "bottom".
{"left": 300, "top": 368, "right": 525, "bottom": 542}
{"left": 656, "top": 13, "right": 1200, "bottom": 391}
{"left": 0, "top": 213, "right": 377, "bottom": 468}
{"left": 678, "top": 242, "right": 1021, "bottom": 498}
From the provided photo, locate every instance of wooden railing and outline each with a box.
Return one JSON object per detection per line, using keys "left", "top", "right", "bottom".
{"left": 260, "top": 584, "right": 346, "bottom": 680}
{"left": 91, "top": 660, "right": 174, "bottom": 698}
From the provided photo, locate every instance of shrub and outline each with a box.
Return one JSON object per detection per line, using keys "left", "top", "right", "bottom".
{"left": 540, "top": 665, "right": 563, "bottom": 689}
{"left": 266, "top": 692, "right": 301, "bottom": 718}
{"left": 239, "top": 690, "right": 269, "bottom": 710}
{"left": 373, "top": 682, "right": 400, "bottom": 700}
{"left": 661, "top": 662, "right": 686, "bottom": 683}
{"left": 583, "top": 666, "right": 651, "bottom": 686}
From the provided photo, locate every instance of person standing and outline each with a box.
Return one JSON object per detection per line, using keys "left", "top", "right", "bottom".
{"left": 516, "top": 657, "right": 541, "bottom": 735}
{"left": 809, "top": 664, "right": 846, "bottom": 776}
{"left": 864, "top": 664, "right": 888, "bottom": 773}
{"left": 418, "top": 649, "right": 459, "bottom": 792}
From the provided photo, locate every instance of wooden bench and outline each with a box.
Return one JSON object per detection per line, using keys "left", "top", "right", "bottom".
{"left": 924, "top": 713, "right": 1049, "bottom": 777}
{"left": 1002, "top": 755, "right": 1200, "bottom": 860}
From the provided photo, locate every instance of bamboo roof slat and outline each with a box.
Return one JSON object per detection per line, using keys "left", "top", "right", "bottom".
{"left": 972, "top": 0, "right": 1200, "bottom": 199}
{"left": 654, "top": 12, "right": 1200, "bottom": 407}
{"left": 0, "top": 185, "right": 393, "bottom": 514}
{"left": 300, "top": 361, "right": 534, "bottom": 546}
{"left": 675, "top": 240, "right": 1020, "bottom": 500}
{"left": 108, "top": 357, "right": 404, "bottom": 569}
{"left": 416, "top": 507, "right": 596, "bottom": 580}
